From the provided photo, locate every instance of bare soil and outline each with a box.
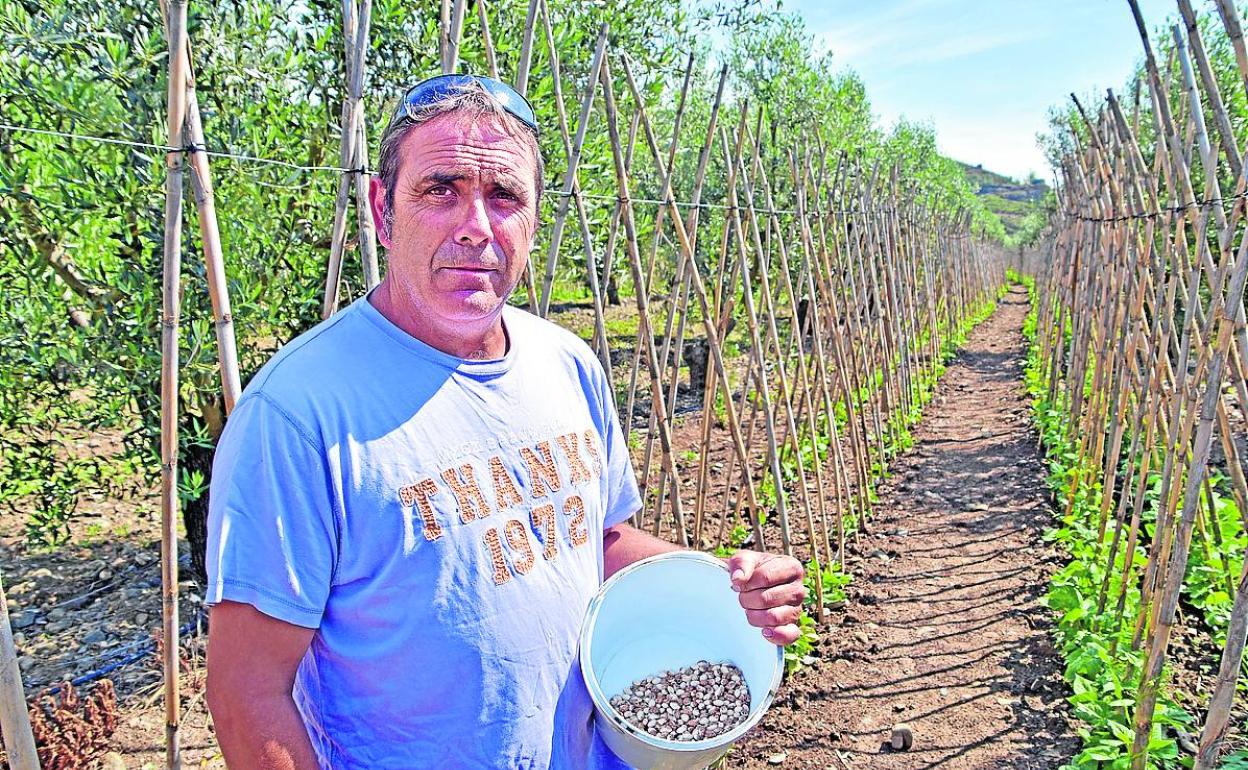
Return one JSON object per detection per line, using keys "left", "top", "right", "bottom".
{"left": 725, "top": 289, "right": 1079, "bottom": 769}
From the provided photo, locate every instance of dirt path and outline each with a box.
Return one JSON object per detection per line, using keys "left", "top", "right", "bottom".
{"left": 729, "top": 287, "right": 1078, "bottom": 769}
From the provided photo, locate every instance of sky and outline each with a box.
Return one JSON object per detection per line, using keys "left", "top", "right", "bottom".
{"left": 786, "top": 0, "right": 1180, "bottom": 183}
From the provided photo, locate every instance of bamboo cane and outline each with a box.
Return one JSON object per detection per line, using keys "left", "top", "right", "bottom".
{"left": 476, "top": 0, "right": 498, "bottom": 79}
{"left": 160, "top": 3, "right": 189, "bottom": 767}
{"left": 598, "top": 52, "right": 689, "bottom": 542}
{"left": 322, "top": 0, "right": 370, "bottom": 317}
{"left": 156, "top": 0, "right": 242, "bottom": 414}
{"left": 0, "top": 569, "right": 39, "bottom": 770}
{"left": 535, "top": 1, "right": 614, "bottom": 393}
{"left": 353, "top": 0, "right": 377, "bottom": 288}
{"left": 536, "top": 24, "right": 609, "bottom": 318}
{"left": 622, "top": 55, "right": 696, "bottom": 478}
{"left": 439, "top": 0, "right": 451, "bottom": 72}
{"left": 611, "top": 73, "right": 765, "bottom": 543}
{"left": 511, "top": 0, "right": 541, "bottom": 312}
{"left": 446, "top": 0, "right": 467, "bottom": 73}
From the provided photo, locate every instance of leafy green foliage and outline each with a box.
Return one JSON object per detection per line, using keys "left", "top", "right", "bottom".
{"left": 783, "top": 611, "right": 817, "bottom": 675}
{"left": 804, "top": 559, "right": 851, "bottom": 606}
{"left": 1013, "top": 271, "right": 1248, "bottom": 769}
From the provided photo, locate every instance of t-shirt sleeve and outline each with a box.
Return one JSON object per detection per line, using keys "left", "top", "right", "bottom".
{"left": 205, "top": 392, "right": 339, "bottom": 629}
{"left": 595, "top": 362, "right": 642, "bottom": 530}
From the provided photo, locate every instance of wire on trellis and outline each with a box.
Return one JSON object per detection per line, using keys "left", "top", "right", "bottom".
{"left": 1064, "top": 188, "right": 1248, "bottom": 222}
{"left": 2, "top": 120, "right": 887, "bottom": 220}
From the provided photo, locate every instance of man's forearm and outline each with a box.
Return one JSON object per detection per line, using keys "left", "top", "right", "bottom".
{"left": 602, "top": 521, "right": 685, "bottom": 578}
{"left": 211, "top": 692, "right": 320, "bottom": 770}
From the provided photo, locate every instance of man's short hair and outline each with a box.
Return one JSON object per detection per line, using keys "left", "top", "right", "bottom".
{"left": 376, "top": 81, "right": 545, "bottom": 234}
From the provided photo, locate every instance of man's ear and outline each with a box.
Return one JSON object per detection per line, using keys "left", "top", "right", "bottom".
{"left": 369, "top": 176, "right": 392, "bottom": 249}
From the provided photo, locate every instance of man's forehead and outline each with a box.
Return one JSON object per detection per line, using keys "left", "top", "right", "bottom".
{"left": 398, "top": 113, "right": 535, "bottom": 173}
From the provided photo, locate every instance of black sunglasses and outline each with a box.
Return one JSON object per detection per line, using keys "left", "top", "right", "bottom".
{"left": 400, "top": 74, "right": 539, "bottom": 135}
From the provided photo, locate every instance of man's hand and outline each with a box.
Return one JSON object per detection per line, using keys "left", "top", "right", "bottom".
{"left": 724, "top": 551, "right": 806, "bottom": 645}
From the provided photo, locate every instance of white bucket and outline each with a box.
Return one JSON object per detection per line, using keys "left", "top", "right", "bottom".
{"left": 579, "top": 551, "right": 785, "bottom": 769}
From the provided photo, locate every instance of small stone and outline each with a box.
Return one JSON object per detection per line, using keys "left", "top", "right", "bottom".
{"left": 98, "top": 569, "right": 114, "bottom": 581}
{"left": 17, "top": 656, "right": 34, "bottom": 672}
{"left": 83, "top": 629, "right": 108, "bottom": 644}
{"left": 890, "top": 723, "right": 914, "bottom": 751}
{"left": 11, "top": 632, "right": 25, "bottom": 646}
{"left": 768, "top": 751, "right": 788, "bottom": 764}
{"left": 99, "top": 752, "right": 127, "bottom": 770}
{"left": 10, "top": 610, "right": 37, "bottom": 630}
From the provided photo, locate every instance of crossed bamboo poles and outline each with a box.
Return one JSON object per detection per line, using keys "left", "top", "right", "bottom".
{"left": 46, "top": 3, "right": 1013, "bottom": 769}
{"left": 1037, "top": 1, "right": 1248, "bottom": 766}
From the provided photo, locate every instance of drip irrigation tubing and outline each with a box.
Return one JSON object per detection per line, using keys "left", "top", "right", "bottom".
{"left": 30, "top": 608, "right": 207, "bottom": 696}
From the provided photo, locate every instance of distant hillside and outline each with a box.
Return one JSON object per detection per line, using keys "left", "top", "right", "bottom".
{"left": 961, "top": 162, "right": 1048, "bottom": 202}
{"left": 960, "top": 162, "right": 1050, "bottom": 239}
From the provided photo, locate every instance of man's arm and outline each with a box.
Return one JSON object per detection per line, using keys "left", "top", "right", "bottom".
{"left": 206, "top": 601, "right": 320, "bottom": 770}
{"left": 602, "top": 522, "right": 806, "bottom": 645}
{"left": 602, "top": 521, "right": 683, "bottom": 578}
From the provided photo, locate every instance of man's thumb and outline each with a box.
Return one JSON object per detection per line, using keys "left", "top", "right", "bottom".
{"left": 728, "top": 551, "right": 755, "bottom": 591}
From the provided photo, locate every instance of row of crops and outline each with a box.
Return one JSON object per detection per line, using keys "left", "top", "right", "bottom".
{"left": 1028, "top": 1, "right": 1248, "bottom": 767}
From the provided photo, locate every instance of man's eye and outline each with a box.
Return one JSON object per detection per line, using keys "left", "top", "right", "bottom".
{"left": 427, "top": 185, "right": 452, "bottom": 197}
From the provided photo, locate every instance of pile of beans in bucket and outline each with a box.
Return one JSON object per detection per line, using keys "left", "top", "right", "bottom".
{"left": 608, "top": 660, "right": 750, "bottom": 742}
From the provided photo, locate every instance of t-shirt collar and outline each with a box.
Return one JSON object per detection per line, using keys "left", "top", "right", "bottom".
{"left": 354, "top": 290, "right": 519, "bottom": 377}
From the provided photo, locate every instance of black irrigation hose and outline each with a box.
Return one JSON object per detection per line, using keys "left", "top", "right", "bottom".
{"left": 34, "top": 609, "right": 206, "bottom": 696}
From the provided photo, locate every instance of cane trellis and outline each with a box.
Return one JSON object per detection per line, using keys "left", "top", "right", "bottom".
{"left": 1033, "top": 0, "right": 1248, "bottom": 766}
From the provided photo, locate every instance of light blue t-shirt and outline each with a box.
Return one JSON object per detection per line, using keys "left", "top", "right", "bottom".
{"left": 205, "top": 297, "right": 641, "bottom": 769}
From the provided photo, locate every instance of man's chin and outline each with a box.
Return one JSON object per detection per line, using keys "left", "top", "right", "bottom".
{"left": 437, "top": 293, "right": 506, "bottom": 322}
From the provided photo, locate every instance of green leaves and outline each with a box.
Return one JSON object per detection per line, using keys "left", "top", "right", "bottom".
{"left": 803, "top": 559, "right": 851, "bottom": 608}
{"left": 782, "top": 610, "right": 817, "bottom": 675}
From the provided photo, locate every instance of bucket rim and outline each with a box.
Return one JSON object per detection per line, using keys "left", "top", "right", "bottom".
{"left": 578, "top": 551, "right": 785, "bottom": 754}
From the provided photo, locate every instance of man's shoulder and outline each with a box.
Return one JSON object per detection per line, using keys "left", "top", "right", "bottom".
{"left": 242, "top": 301, "right": 381, "bottom": 414}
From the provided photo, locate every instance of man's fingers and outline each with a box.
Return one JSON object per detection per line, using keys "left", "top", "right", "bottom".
{"left": 761, "top": 623, "right": 801, "bottom": 646}
{"left": 744, "top": 605, "right": 802, "bottom": 629}
{"left": 739, "top": 555, "right": 803, "bottom": 592}
{"left": 727, "top": 550, "right": 759, "bottom": 591}
{"left": 738, "top": 582, "right": 807, "bottom": 611}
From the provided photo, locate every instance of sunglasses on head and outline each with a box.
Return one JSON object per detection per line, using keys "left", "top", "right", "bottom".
{"left": 400, "top": 74, "right": 539, "bottom": 135}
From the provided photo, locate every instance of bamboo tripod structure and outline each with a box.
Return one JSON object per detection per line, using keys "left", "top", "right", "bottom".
{"left": 1034, "top": 1, "right": 1248, "bottom": 766}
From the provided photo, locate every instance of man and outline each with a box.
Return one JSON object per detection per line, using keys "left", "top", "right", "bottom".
{"left": 204, "top": 75, "right": 805, "bottom": 769}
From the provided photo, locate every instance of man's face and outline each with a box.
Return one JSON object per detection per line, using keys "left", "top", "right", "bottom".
{"left": 372, "top": 112, "right": 539, "bottom": 329}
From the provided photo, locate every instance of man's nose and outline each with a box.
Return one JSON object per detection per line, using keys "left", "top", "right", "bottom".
{"left": 454, "top": 194, "right": 493, "bottom": 246}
